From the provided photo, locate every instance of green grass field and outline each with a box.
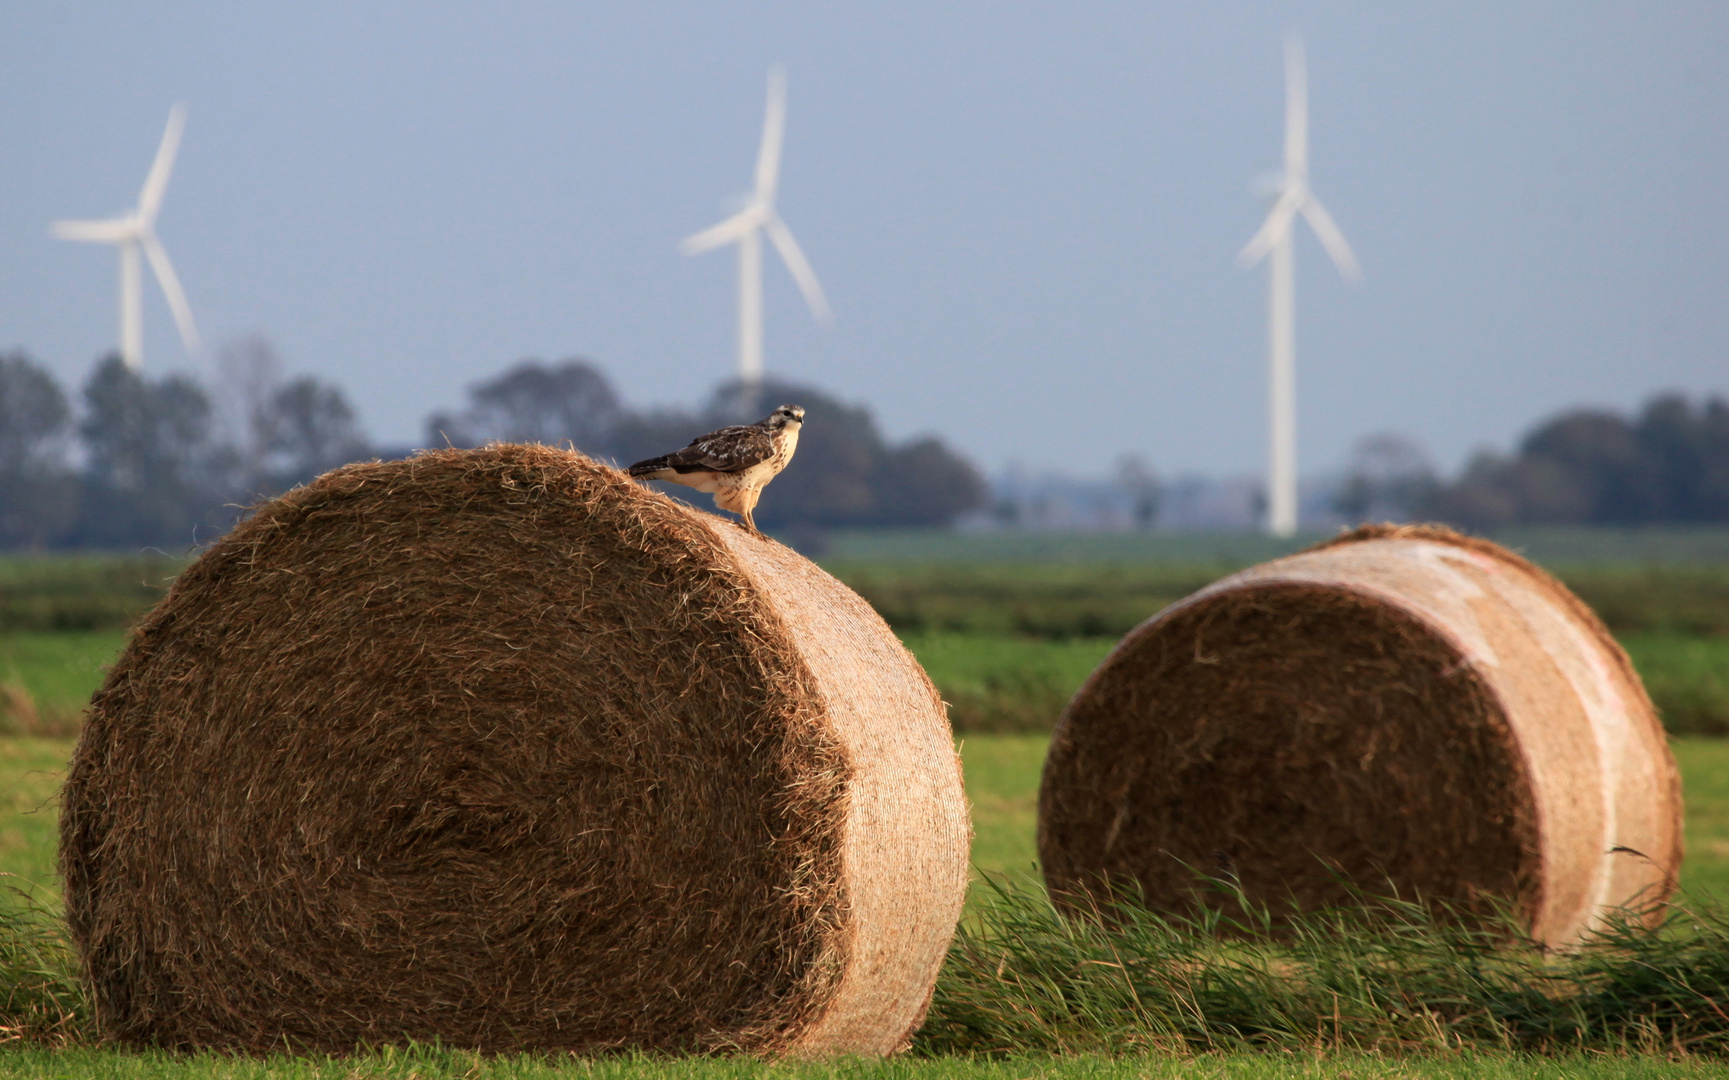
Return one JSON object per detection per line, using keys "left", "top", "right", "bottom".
{"left": 1623, "top": 634, "right": 1729, "bottom": 736}
{"left": 3, "top": 624, "right": 1728, "bottom": 903}
{"left": 6, "top": 626, "right": 1729, "bottom": 738}
{"left": 955, "top": 734, "right": 1729, "bottom": 906}
{"left": 0, "top": 556, "right": 179, "bottom": 634}
{"left": 0, "top": 737, "right": 69, "bottom": 907}
{"left": 3, "top": 736, "right": 1729, "bottom": 1074}
{"left": 10, "top": 549, "right": 1729, "bottom": 732}
{"left": 0, "top": 633, "right": 127, "bottom": 736}
{"left": 910, "top": 629, "right": 1729, "bottom": 737}
{"left": 4, "top": 1046, "right": 1727, "bottom": 1078}
{"left": 3, "top": 727, "right": 1729, "bottom": 919}
{"left": 8, "top": 549, "right": 1729, "bottom": 1072}
{"left": 902, "top": 634, "right": 1115, "bottom": 732}
{"left": 3, "top": 627, "right": 1729, "bottom": 901}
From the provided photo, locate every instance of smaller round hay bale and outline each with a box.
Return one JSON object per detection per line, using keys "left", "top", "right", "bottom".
{"left": 59, "top": 445, "right": 971, "bottom": 1055}
{"left": 1038, "top": 524, "right": 1681, "bottom": 946}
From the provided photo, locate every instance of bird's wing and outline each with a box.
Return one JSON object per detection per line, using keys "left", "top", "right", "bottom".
{"left": 663, "top": 424, "right": 776, "bottom": 472}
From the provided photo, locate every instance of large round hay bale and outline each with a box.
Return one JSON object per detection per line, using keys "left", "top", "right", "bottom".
{"left": 1038, "top": 524, "right": 1681, "bottom": 946}
{"left": 60, "top": 444, "right": 970, "bottom": 1055}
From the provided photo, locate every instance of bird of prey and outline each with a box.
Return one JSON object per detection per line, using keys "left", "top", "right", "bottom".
{"left": 628, "top": 404, "right": 804, "bottom": 533}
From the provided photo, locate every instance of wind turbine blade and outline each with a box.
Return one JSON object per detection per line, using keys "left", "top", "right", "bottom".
{"left": 1284, "top": 34, "right": 1307, "bottom": 184}
{"left": 51, "top": 218, "right": 135, "bottom": 244}
{"left": 753, "top": 66, "right": 786, "bottom": 206}
{"left": 764, "top": 215, "right": 831, "bottom": 324}
{"left": 680, "top": 209, "right": 760, "bottom": 255}
{"left": 141, "top": 233, "right": 202, "bottom": 353}
{"left": 138, "top": 104, "right": 186, "bottom": 223}
{"left": 1237, "top": 195, "right": 1298, "bottom": 267}
{"left": 1300, "top": 196, "right": 1361, "bottom": 283}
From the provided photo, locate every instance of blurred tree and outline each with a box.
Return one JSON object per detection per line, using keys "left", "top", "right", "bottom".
{"left": 1332, "top": 434, "right": 1437, "bottom": 524}
{"left": 1424, "top": 449, "right": 1596, "bottom": 528}
{"left": 1422, "top": 451, "right": 1519, "bottom": 530}
{"left": 427, "top": 358, "right": 620, "bottom": 454}
{"left": 1696, "top": 400, "right": 1729, "bottom": 520}
{"left": 607, "top": 407, "right": 713, "bottom": 471}
{"left": 1520, "top": 410, "right": 1655, "bottom": 523}
{"left": 254, "top": 376, "right": 370, "bottom": 491}
{"left": 0, "top": 352, "right": 68, "bottom": 471}
{"left": 1114, "top": 453, "right": 1161, "bottom": 530}
{"left": 1423, "top": 393, "right": 1729, "bottom": 529}
{"left": 875, "top": 436, "right": 990, "bottom": 528}
{"left": 74, "top": 354, "right": 217, "bottom": 548}
{"left": 1636, "top": 394, "right": 1705, "bottom": 520}
{"left": 212, "top": 334, "right": 285, "bottom": 478}
{"left": 0, "top": 349, "right": 384, "bottom": 550}
{"left": 0, "top": 352, "right": 76, "bottom": 547}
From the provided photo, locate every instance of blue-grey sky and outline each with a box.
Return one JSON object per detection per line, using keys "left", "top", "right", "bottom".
{"left": 3, "top": 3, "right": 1725, "bottom": 477}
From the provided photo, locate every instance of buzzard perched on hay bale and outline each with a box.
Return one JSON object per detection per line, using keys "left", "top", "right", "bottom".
{"left": 628, "top": 404, "right": 803, "bottom": 533}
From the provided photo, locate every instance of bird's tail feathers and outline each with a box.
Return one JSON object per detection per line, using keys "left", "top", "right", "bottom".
{"left": 628, "top": 457, "right": 672, "bottom": 477}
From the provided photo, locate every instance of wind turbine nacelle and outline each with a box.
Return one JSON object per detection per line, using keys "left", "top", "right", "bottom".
{"left": 1249, "top": 172, "right": 1286, "bottom": 200}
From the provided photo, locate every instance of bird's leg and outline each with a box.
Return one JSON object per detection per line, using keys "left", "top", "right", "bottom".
{"left": 739, "top": 488, "right": 762, "bottom": 534}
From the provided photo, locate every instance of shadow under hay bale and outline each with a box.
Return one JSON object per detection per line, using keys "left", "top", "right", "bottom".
{"left": 59, "top": 445, "right": 971, "bottom": 1055}
{"left": 1038, "top": 524, "right": 1682, "bottom": 948}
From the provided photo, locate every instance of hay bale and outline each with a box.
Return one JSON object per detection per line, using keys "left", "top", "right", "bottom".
{"left": 1038, "top": 524, "right": 1681, "bottom": 946}
{"left": 59, "top": 444, "right": 970, "bottom": 1055}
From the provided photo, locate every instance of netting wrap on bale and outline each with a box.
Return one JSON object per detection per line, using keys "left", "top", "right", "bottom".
{"left": 1038, "top": 524, "right": 1681, "bottom": 947}
{"left": 59, "top": 445, "right": 971, "bottom": 1055}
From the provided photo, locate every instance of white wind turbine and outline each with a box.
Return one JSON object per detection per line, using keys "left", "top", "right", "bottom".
{"left": 682, "top": 67, "right": 830, "bottom": 391}
{"left": 52, "top": 105, "right": 202, "bottom": 371}
{"left": 1238, "top": 36, "right": 1359, "bottom": 538}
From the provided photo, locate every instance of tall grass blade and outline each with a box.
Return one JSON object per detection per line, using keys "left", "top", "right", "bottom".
{"left": 917, "top": 874, "right": 1729, "bottom": 1056}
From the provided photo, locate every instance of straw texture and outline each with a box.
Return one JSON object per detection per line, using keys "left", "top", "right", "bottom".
{"left": 59, "top": 444, "right": 969, "bottom": 1055}
{"left": 1039, "top": 524, "right": 1681, "bottom": 947}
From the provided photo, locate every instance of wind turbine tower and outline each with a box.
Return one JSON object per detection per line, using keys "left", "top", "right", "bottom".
{"left": 52, "top": 105, "right": 203, "bottom": 370}
{"left": 683, "top": 67, "right": 831, "bottom": 393}
{"left": 1238, "top": 36, "right": 1359, "bottom": 537}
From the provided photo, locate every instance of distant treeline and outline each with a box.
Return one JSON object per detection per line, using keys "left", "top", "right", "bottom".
{"left": 0, "top": 349, "right": 368, "bottom": 551}
{"left": 0, "top": 347, "right": 985, "bottom": 551}
{"left": 1336, "top": 393, "right": 1729, "bottom": 530}
{"left": 426, "top": 360, "right": 987, "bottom": 535}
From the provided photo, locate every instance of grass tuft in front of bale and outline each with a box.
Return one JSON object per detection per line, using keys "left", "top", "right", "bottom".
{"left": 918, "top": 874, "right": 1729, "bottom": 1058}
{"left": 0, "top": 891, "right": 87, "bottom": 1046}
